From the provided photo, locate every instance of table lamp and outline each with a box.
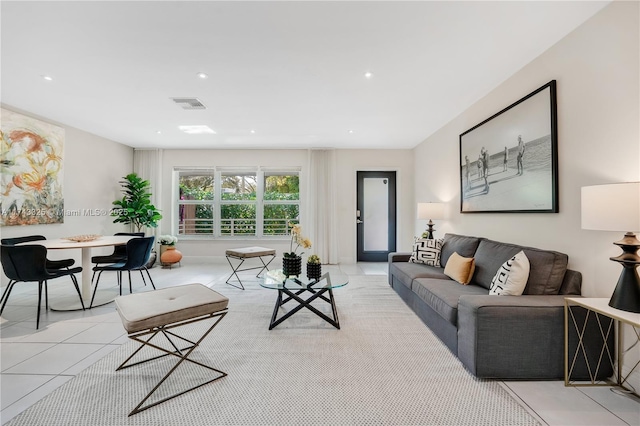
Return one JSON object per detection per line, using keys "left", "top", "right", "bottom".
{"left": 581, "top": 182, "right": 640, "bottom": 313}
{"left": 417, "top": 202, "right": 445, "bottom": 239}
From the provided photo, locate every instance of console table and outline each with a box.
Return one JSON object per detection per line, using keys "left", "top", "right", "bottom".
{"left": 564, "top": 297, "right": 640, "bottom": 397}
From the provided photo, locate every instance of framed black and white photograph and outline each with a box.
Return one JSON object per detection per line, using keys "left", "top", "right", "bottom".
{"left": 459, "top": 80, "right": 558, "bottom": 213}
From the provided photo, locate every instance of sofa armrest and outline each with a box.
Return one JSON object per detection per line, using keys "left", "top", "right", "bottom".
{"left": 457, "top": 295, "right": 613, "bottom": 380}
{"left": 388, "top": 252, "right": 412, "bottom": 286}
{"left": 388, "top": 252, "right": 412, "bottom": 263}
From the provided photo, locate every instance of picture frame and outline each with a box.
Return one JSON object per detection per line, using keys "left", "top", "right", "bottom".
{"left": 459, "top": 80, "right": 558, "bottom": 213}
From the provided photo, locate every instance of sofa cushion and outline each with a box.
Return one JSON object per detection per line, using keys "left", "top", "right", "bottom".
{"left": 489, "top": 250, "right": 530, "bottom": 296}
{"left": 444, "top": 252, "right": 476, "bottom": 285}
{"left": 412, "top": 278, "right": 487, "bottom": 325}
{"left": 440, "top": 234, "right": 481, "bottom": 267}
{"left": 472, "top": 238, "right": 568, "bottom": 295}
{"left": 389, "top": 262, "right": 448, "bottom": 289}
{"left": 409, "top": 238, "right": 443, "bottom": 266}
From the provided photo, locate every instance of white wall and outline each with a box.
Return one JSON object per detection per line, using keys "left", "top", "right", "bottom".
{"left": 413, "top": 1, "right": 639, "bottom": 387}
{"left": 158, "top": 148, "right": 414, "bottom": 264}
{"left": 335, "top": 149, "right": 414, "bottom": 264}
{"left": 414, "top": 1, "right": 639, "bottom": 298}
{"left": 0, "top": 105, "right": 134, "bottom": 284}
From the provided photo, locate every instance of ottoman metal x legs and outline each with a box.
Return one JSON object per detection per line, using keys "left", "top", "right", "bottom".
{"left": 114, "top": 284, "right": 229, "bottom": 416}
{"left": 225, "top": 246, "right": 276, "bottom": 290}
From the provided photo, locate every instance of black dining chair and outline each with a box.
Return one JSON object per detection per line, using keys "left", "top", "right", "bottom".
{"left": 90, "top": 232, "right": 144, "bottom": 282}
{"left": 91, "top": 232, "right": 145, "bottom": 265}
{"left": 0, "top": 244, "right": 84, "bottom": 329}
{"left": 1, "top": 235, "right": 75, "bottom": 271}
{"left": 90, "top": 236, "right": 156, "bottom": 308}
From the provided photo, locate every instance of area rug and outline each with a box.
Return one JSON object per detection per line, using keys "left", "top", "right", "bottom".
{"left": 7, "top": 276, "right": 539, "bottom": 425}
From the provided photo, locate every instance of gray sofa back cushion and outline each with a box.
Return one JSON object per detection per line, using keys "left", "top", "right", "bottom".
{"left": 472, "top": 238, "right": 568, "bottom": 295}
{"left": 440, "top": 234, "right": 481, "bottom": 267}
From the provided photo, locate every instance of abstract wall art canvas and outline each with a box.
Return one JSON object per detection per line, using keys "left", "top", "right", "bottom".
{"left": 1, "top": 108, "right": 65, "bottom": 225}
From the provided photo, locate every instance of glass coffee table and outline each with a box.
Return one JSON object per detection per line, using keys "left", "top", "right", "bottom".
{"left": 260, "top": 269, "right": 348, "bottom": 330}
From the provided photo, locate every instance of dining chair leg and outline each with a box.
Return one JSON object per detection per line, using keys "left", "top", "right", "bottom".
{"left": 143, "top": 267, "right": 156, "bottom": 290}
{"left": 128, "top": 270, "right": 132, "bottom": 294}
{"left": 70, "top": 274, "right": 85, "bottom": 310}
{"left": 44, "top": 281, "right": 49, "bottom": 310}
{"left": 90, "top": 271, "right": 104, "bottom": 309}
{"left": 139, "top": 270, "right": 147, "bottom": 287}
{"left": 36, "top": 281, "right": 44, "bottom": 329}
{"left": 117, "top": 271, "right": 123, "bottom": 296}
{"left": 0, "top": 281, "right": 17, "bottom": 315}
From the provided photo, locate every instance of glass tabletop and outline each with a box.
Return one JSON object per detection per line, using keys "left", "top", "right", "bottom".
{"left": 260, "top": 269, "right": 349, "bottom": 290}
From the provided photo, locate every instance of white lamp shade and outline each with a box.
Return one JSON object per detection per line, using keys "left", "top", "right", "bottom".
{"left": 417, "top": 202, "right": 445, "bottom": 220}
{"left": 581, "top": 182, "right": 640, "bottom": 232}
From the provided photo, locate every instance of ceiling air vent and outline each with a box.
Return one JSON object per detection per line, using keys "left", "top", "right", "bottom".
{"left": 171, "top": 97, "right": 207, "bottom": 110}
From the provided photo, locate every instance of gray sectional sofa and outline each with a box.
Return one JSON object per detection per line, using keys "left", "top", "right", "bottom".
{"left": 388, "top": 233, "right": 612, "bottom": 379}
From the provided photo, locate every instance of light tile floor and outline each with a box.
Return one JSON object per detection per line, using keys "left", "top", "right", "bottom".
{"left": 1, "top": 260, "right": 638, "bottom": 425}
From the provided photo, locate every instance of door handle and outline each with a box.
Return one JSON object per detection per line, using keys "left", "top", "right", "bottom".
{"left": 356, "top": 219, "right": 363, "bottom": 224}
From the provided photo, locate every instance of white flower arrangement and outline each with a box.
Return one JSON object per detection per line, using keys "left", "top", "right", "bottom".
{"left": 158, "top": 235, "right": 178, "bottom": 246}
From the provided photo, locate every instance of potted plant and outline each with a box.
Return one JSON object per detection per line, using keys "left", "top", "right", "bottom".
{"left": 112, "top": 173, "right": 162, "bottom": 232}
{"left": 306, "top": 254, "right": 321, "bottom": 281}
{"left": 111, "top": 173, "right": 162, "bottom": 267}
{"left": 158, "top": 235, "right": 182, "bottom": 267}
{"left": 282, "top": 223, "right": 311, "bottom": 277}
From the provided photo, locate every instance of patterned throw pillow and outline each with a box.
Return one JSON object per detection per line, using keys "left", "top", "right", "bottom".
{"left": 409, "top": 238, "right": 443, "bottom": 266}
{"left": 489, "top": 250, "right": 531, "bottom": 295}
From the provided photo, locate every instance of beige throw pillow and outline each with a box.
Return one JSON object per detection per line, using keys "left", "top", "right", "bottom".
{"left": 444, "top": 252, "right": 475, "bottom": 285}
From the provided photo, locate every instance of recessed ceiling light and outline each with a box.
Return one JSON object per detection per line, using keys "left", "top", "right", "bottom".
{"left": 348, "top": 130, "right": 355, "bottom": 134}
{"left": 196, "top": 72, "right": 208, "bottom": 79}
{"left": 178, "top": 125, "right": 216, "bottom": 135}
{"left": 42, "top": 75, "right": 53, "bottom": 81}
{"left": 364, "top": 71, "right": 373, "bottom": 79}
{"left": 250, "top": 130, "right": 256, "bottom": 134}
{"left": 156, "top": 130, "right": 162, "bottom": 135}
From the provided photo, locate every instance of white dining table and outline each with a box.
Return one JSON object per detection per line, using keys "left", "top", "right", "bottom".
{"left": 19, "top": 235, "right": 134, "bottom": 310}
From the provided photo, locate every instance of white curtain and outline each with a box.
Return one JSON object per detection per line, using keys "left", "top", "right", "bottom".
{"left": 306, "top": 149, "right": 338, "bottom": 264}
{"left": 133, "top": 149, "right": 163, "bottom": 238}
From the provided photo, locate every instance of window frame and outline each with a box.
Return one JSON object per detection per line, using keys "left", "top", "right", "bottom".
{"left": 174, "top": 167, "right": 301, "bottom": 239}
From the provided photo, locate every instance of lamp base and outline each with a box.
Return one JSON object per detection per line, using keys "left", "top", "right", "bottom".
{"left": 608, "top": 265, "right": 640, "bottom": 313}
{"left": 608, "top": 232, "right": 640, "bottom": 313}
{"left": 423, "top": 220, "right": 436, "bottom": 240}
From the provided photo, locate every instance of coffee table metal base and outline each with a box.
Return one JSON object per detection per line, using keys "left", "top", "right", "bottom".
{"left": 269, "top": 287, "right": 340, "bottom": 330}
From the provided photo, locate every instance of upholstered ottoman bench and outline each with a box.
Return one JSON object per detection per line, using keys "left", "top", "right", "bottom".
{"left": 114, "top": 283, "right": 229, "bottom": 416}
{"left": 225, "top": 246, "right": 276, "bottom": 289}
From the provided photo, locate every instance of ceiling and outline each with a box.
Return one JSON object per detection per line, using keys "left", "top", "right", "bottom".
{"left": 1, "top": 1, "right": 609, "bottom": 150}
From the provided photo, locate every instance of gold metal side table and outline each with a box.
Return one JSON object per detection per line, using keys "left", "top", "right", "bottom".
{"left": 564, "top": 297, "right": 640, "bottom": 397}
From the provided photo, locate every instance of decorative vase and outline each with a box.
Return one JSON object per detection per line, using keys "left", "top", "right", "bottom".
{"left": 282, "top": 256, "right": 302, "bottom": 277}
{"left": 160, "top": 245, "right": 182, "bottom": 267}
{"left": 307, "top": 263, "right": 321, "bottom": 281}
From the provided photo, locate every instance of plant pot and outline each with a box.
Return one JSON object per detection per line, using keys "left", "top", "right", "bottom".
{"left": 160, "top": 245, "right": 182, "bottom": 267}
{"left": 282, "top": 256, "right": 302, "bottom": 277}
{"left": 307, "top": 263, "right": 321, "bottom": 281}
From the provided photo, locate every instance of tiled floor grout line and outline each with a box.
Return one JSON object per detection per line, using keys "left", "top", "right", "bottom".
{"left": 499, "top": 381, "right": 549, "bottom": 426}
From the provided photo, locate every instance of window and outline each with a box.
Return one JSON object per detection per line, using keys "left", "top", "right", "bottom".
{"left": 178, "top": 172, "right": 214, "bottom": 235}
{"left": 263, "top": 172, "right": 299, "bottom": 235}
{"left": 220, "top": 173, "right": 257, "bottom": 236}
{"left": 176, "top": 168, "right": 300, "bottom": 238}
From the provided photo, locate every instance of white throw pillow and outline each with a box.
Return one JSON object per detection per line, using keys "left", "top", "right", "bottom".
{"left": 489, "top": 250, "right": 530, "bottom": 296}
{"left": 409, "top": 238, "right": 443, "bottom": 267}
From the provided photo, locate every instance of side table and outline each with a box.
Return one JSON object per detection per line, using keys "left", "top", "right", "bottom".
{"left": 565, "top": 297, "right": 640, "bottom": 397}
